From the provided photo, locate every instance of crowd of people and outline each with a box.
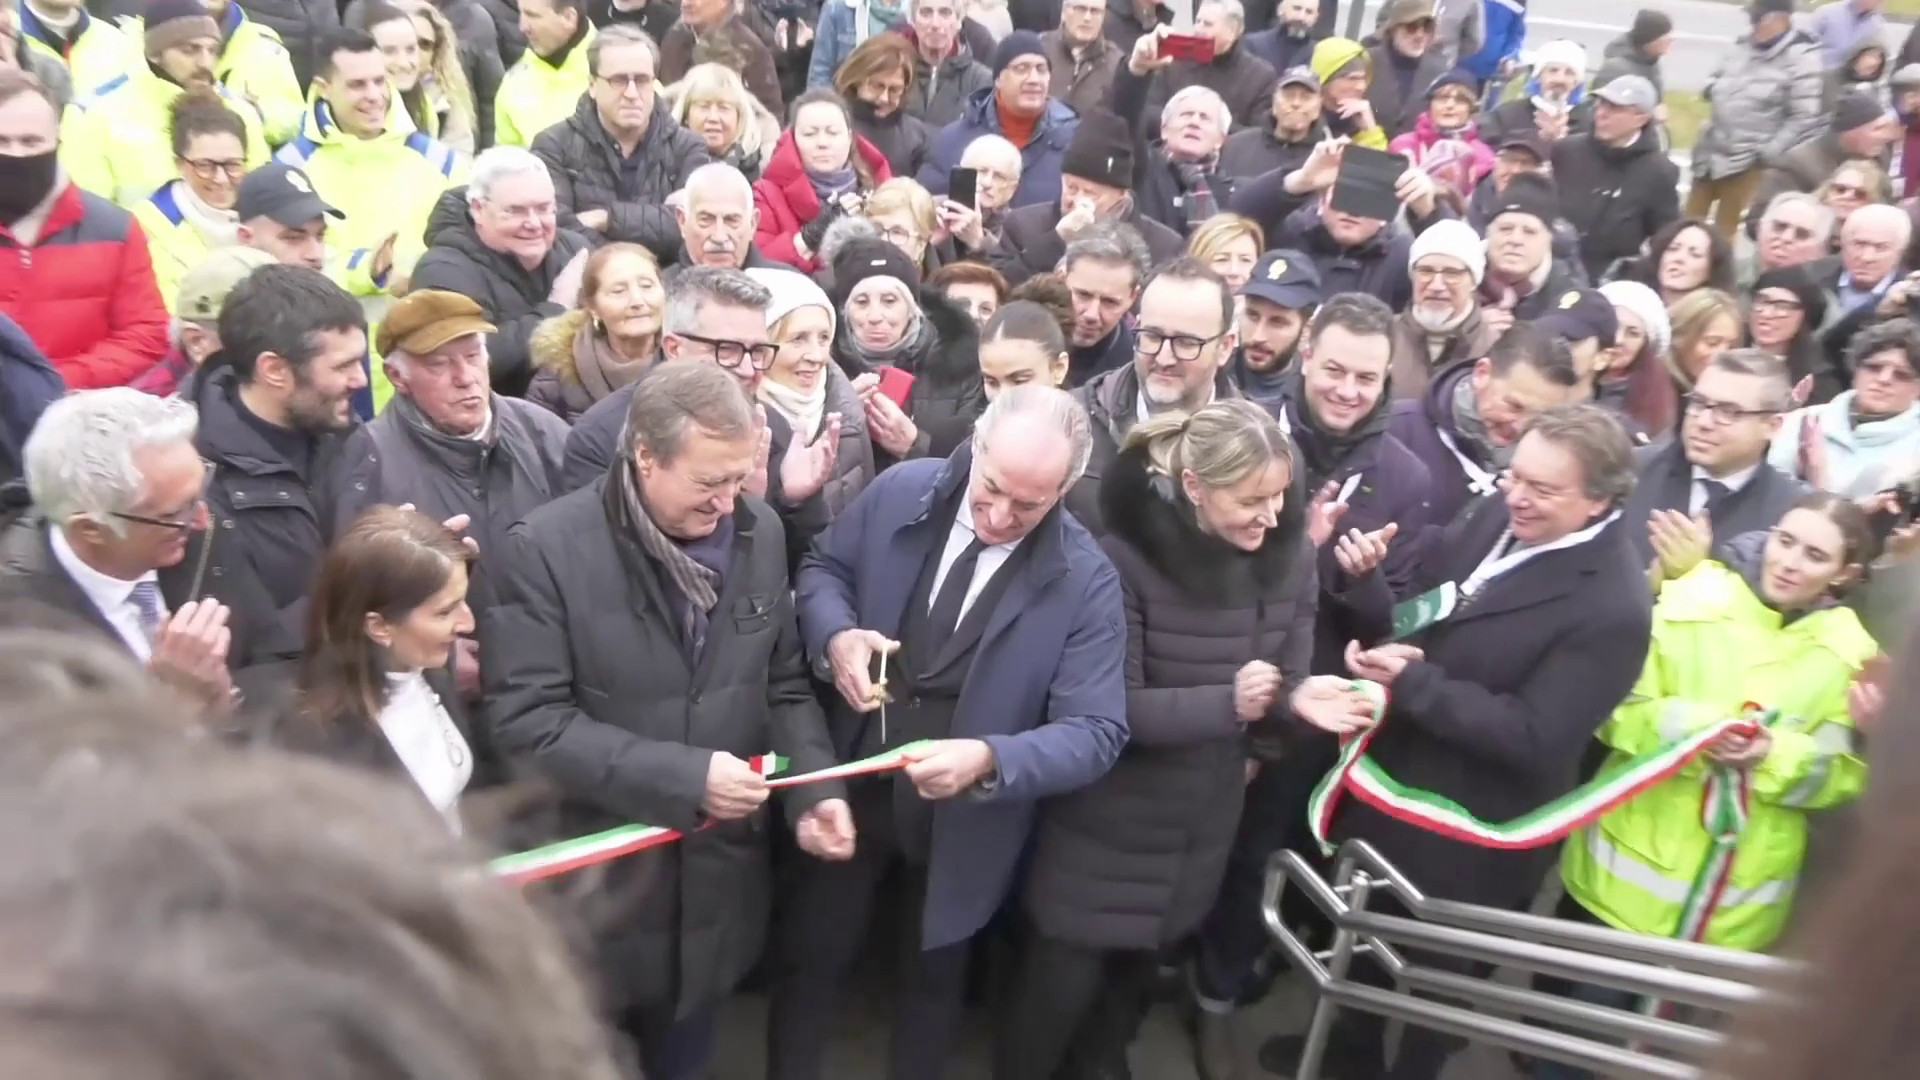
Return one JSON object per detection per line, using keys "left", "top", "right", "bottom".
{"left": 0, "top": 0, "right": 1915, "bottom": 1076}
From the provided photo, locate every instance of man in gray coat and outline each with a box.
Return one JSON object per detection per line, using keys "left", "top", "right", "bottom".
{"left": 331, "top": 290, "right": 572, "bottom": 687}
{"left": 1688, "top": 0, "right": 1825, "bottom": 238}
{"left": 482, "top": 358, "right": 847, "bottom": 1080}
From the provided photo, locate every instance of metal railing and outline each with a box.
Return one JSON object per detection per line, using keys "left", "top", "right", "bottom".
{"left": 1261, "top": 841, "right": 1797, "bottom": 1080}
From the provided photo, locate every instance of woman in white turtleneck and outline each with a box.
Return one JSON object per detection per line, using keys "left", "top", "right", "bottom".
{"left": 133, "top": 88, "right": 251, "bottom": 313}
{"left": 289, "top": 506, "right": 481, "bottom": 835}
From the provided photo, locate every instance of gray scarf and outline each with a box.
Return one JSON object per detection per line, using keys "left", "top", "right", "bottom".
{"left": 620, "top": 458, "right": 720, "bottom": 616}
{"left": 1449, "top": 373, "right": 1510, "bottom": 467}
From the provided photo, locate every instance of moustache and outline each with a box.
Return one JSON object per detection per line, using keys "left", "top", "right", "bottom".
{"left": 702, "top": 236, "right": 736, "bottom": 252}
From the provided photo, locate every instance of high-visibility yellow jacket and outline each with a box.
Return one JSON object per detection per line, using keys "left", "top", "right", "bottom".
{"left": 20, "top": 8, "right": 134, "bottom": 106}
{"left": 133, "top": 180, "right": 386, "bottom": 314}
{"left": 493, "top": 26, "right": 594, "bottom": 148}
{"left": 1309, "top": 37, "right": 1390, "bottom": 151}
{"left": 61, "top": 67, "right": 271, "bottom": 208}
{"left": 120, "top": 5, "right": 306, "bottom": 146}
{"left": 1561, "top": 560, "right": 1875, "bottom": 952}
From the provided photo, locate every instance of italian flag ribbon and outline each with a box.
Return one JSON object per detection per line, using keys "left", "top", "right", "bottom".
{"left": 490, "top": 740, "right": 936, "bottom": 885}
{"left": 1675, "top": 707, "right": 1776, "bottom": 941}
{"left": 1308, "top": 682, "right": 1772, "bottom": 859}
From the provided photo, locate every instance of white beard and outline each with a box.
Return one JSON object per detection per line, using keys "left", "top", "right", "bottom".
{"left": 1412, "top": 303, "right": 1472, "bottom": 334}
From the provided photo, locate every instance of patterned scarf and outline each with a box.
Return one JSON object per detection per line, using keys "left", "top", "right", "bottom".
{"left": 1173, "top": 159, "right": 1219, "bottom": 230}
{"left": 619, "top": 458, "right": 720, "bottom": 634}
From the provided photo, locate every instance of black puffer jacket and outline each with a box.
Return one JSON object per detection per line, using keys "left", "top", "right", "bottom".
{"left": 411, "top": 186, "right": 592, "bottom": 398}
{"left": 1142, "top": 40, "right": 1280, "bottom": 135}
{"left": 237, "top": 0, "right": 340, "bottom": 86}
{"left": 1549, "top": 125, "right": 1681, "bottom": 280}
{"left": 831, "top": 288, "right": 986, "bottom": 469}
{"left": 531, "top": 95, "right": 712, "bottom": 260}
{"left": 851, "top": 101, "right": 932, "bottom": 178}
{"left": 1020, "top": 440, "right": 1317, "bottom": 950}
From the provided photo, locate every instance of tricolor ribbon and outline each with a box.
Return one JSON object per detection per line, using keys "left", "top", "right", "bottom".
{"left": 490, "top": 740, "right": 936, "bottom": 885}
{"left": 1308, "top": 682, "right": 1771, "bottom": 860}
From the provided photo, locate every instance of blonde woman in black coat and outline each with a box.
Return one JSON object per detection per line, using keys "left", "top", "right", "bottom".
{"left": 995, "top": 399, "right": 1383, "bottom": 1080}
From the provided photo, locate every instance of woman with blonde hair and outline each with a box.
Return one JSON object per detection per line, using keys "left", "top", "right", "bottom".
{"left": 1003, "top": 398, "right": 1381, "bottom": 1079}
{"left": 1817, "top": 159, "right": 1892, "bottom": 243}
{"left": 865, "top": 176, "right": 940, "bottom": 274}
{"left": 668, "top": 63, "right": 779, "bottom": 180}
{"left": 527, "top": 243, "right": 665, "bottom": 423}
{"left": 358, "top": 0, "right": 477, "bottom": 152}
{"left": 1186, "top": 214, "right": 1266, "bottom": 294}
{"left": 1667, "top": 288, "right": 1744, "bottom": 393}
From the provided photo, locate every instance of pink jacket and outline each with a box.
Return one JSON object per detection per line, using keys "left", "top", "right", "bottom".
{"left": 1389, "top": 113, "right": 1495, "bottom": 201}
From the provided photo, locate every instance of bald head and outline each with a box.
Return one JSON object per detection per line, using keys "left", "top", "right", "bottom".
{"left": 967, "top": 386, "right": 1090, "bottom": 544}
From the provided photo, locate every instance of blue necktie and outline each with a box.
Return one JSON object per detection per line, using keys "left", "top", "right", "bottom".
{"left": 129, "top": 580, "right": 164, "bottom": 640}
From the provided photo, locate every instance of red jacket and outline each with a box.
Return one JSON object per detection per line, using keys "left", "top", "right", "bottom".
{"left": 0, "top": 183, "right": 170, "bottom": 390}
{"left": 752, "top": 130, "right": 894, "bottom": 273}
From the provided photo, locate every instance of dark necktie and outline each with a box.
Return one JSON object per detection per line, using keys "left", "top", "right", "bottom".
{"left": 925, "top": 536, "right": 988, "bottom": 657}
{"left": 130, "top": 581, "right": 164, "bottom": 640}
{"left": 1700, "top": 479, "right": 1731, "bottom": 518}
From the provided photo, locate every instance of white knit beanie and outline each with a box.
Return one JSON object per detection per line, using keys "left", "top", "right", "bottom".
{"left": 745, "top": 268, "right": 836, "bottom": 335}
{"left": 1407, "top": 219, "right": 1487, "bottom": 286}
{"left": 1531, "top": 39, "right": 1588, "bottom": 79}
{"left": 1599, "top": 281, "right": 1671, "bottom": 360}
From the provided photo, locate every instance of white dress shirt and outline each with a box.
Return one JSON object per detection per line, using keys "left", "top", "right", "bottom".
{"left": 48, "top": 526, "right": 162, "bottom": 661}
{"left": 1688, "top": 463, "right": 1761, "bottom": 516}
{"left": 377, "top": 671, "right": 474, "bottom": 835}
{"left": 926, "top": 497, "right": 1025, "bottom": 622}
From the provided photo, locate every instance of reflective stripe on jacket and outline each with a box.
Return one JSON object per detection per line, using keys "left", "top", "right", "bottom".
{"left": 62, "top": 67, "right": 272, "bottom": 208}
{"left": 1561, "top": 561, "right": 1876, "bottom": 951}
{"left": 493, "top": 26, "right": 594, "bottom": 148}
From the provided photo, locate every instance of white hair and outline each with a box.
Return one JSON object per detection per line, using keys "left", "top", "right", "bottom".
{"left": 959, "top": 134, "right": 1023, "bottom": 177}
{"left": 681, "top": 161, "right": 755, "bottom": 207}
{"left": 1163, "top": 85, "right": 1231, "bottom": 137}
{"left": 972, "top": 384, "right": 1093, "bottom": 489}
{"left": 1844, "top": 201, "right": 1913, "bottom": 248}
{"left": 1763, "top": 191, "right": 1838, "bottom": 245}
{"left": 467, "top": 146, "right": 550, "bottom": 203}
{"left": 1199, "top": 0, "right": 1245, "bottom": 26}
{"left": 25, "top": 389, "right": 199, "bottom": 537}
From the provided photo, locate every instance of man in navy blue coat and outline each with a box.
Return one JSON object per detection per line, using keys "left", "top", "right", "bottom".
{"left": 769, "top": 384, "right": 1128, "bottom": 1080}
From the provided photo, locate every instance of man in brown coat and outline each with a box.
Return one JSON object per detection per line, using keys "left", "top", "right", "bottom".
{"left": 1389, "top": 218, "right": 1502, "bottom": 399}
{"left": 1040, "top": 0, "right": 1123, "bottom": 118}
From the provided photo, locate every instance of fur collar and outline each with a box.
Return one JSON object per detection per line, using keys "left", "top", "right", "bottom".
{"left": 1099, "top": 440, "right": 1309, "bottom": 605}
{"left": 529, "top": 309, "right": 587, "bottom": 387}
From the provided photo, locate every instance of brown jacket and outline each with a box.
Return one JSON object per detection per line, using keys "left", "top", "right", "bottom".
{"left": 660, "top": 17, "right": 785, "bottom": 121}
{"left": 1041, "top": 31, "right": 1124, "bottom": 120}
{"left": 1387, "top": 306, "right": 1502, "bottom": 401}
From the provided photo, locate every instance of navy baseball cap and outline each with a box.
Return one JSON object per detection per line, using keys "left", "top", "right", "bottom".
{"left": 1536, "top": 287, "right": 1619, "bottom": 349}
{"left": 1242, "top": 250, "right": 1323, "bottom": 310}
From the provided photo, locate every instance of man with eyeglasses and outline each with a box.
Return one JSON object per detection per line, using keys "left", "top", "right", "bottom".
{"left": 1745, "top": 192, "right": 1837, "bottom": 291}
{"left": 1626, "top": 349, "right": 1807, "bottom": 580}
{"left": 274, "top": 29, "right": 468, "bottom": 318}
{"left": 61, "top": 0, "right": 271, "bottom": 209}
{"left": 917, "top": 32, "right": 1081, "bottom": 211}
{"left": 1039, "top": 0, "right": 1122, "bottom": 119}
{"left": 1833, "top": 204, "right": 1910, "bottom": 320}
{"left": 1550, "top": 75, "right": 1680, "bottom": 281}
{"left": 0, "top": 388, "right": 235, "bottom": 710}
{"left": 1389, "top": 218, "right": 1501, "bottom": 400}
{"left": 412, "top": 146, "right": 589, "bottom": 398}
{"left": 532, "top": 25, "right": 710, "bottom": 258}
{"left": 562, "top": 266, "right": 838, "bottom": 546}
{"left": 1067, "top": 257, "right": 1240, "bottom": 534}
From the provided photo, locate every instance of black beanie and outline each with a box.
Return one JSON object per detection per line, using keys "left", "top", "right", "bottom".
{"left": 832, "top": 239, "right": 923, "bottom": 309}
{"left": 1490, "top": 171, "right": 1560, "bottom": 228}
{"left": 1060, "top": 108, "right": 1135, "bottom": 190}
{"left": 1628, "top": 9, "right": 1673, "bottom": 47}
{"left": 991, "top": 31, "right": 1046, "bottom": 77}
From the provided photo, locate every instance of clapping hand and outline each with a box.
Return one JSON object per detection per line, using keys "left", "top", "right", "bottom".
{"left": 779, "top": 413, "right": 841, "bottom": 504}
{"left": 1344, "top": 640, "right": 1424, "bottom": 686}
{"left": 1334, "top": 523, "right": 1398, "bottom": 578}
{"left": 1306, "top": 480, "right": 1350, "bottom": 548}
{"left": 743, "top": 406, "right": 774, "bottom": 498}
{"left": 149, "top": 599, "right": 234, "bottom": 707}
{"left": 1648, "top": 509, "right": 1711, "bottom": 583}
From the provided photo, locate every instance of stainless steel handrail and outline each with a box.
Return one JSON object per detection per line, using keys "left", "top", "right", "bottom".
{"left": 1261, "top": 840, "right": 1798, "bottom": 1080}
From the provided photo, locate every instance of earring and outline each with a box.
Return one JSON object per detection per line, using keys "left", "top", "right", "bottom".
{"left": 591, "top": 314, "right": 604, "bottom": 333}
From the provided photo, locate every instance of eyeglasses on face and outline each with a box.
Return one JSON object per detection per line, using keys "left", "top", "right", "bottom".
{"left": 1859, "top": 358, "right": 1918, "bottom": 383}
{"left": 1135, "top": 328, "right": 1223, "bottom": 363}
{"left": 862, "top": 79, "right": 907, "bottom": 102}
{"left": 876, "top": 224, "right": 922, "bottom": 245}
{"left": 598, "top": 72, "right": 655, "bottom": 93}
{"left": 1765, "top": 219, "right": 1817, "bottom": 243}
{"left": 676, "top": 331, "right": 780, "bottom": 370}
{"left": 110, "top": 461, "right": 215, "bottom": 531}
{"left": 183, "top": 158, "right": 246, "bottom": 180}
{"left": 1411, "top": 264, "right": 1472, "bottom": 285}
{"left": 1683, "top": 392, "right": 1779, "bottom": 425}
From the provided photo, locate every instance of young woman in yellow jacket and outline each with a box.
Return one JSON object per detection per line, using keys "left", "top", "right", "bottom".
{"left": 1560, "top": 492, "right": 1880, "bottom": 955}
{"left": 133, "top": 89, "right": 254, "bottom": 313}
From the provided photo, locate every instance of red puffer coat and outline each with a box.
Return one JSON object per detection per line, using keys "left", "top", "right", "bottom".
{"left": 0, "top": 182, "right": 169, "bottom": 389}
{"left": 751, "top": 130, "right": 893, "bottom": 273}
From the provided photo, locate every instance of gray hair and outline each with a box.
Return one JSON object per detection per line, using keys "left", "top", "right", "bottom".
{"left": 1199, "top": 0, "right": 1246, "bottom": 28}
{"left": 587, "top": 23, "right": 657, "bottom": 76}
{"left": 625, "top": 359, "right": 755, "bottom": 463}
{"left": 25, "top": 389, "right": 199, "bottom": 537}
{"left": 682, "top": 161, "right": 754, "bottom": 207}
{"left": 1059, "top": 220, "right": 1153, "bottom": 288}
{"left": 1520, "top": 404, "right": 1637, "bottom": 505}
{"left": 1762, "top": 191, "right": 1837, "bottom": 245}
{"left": 467, "top": 146, "right": 549, "bottom": 203}
{"left": 972, "top": 384, "right": 1094, "bottom": 489}
{"left": 816, "top": 215, "right": 881, "bottom": 271}
{"left": 1162, "top": 85, "right": 1231, "bottom": 137}
{"left": 1844, "top": 201, "right": 1913, "bottom": 248}
{"left": 1707, "top": 347, "right": 1794, "bottom": 410}
{"left": 663, "top": 265, "right": 772, "bottom": 336}
{"left": 959, "top": 134, "right": 1022, "bottom": 176}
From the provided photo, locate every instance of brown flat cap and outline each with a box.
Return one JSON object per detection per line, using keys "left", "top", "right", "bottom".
{"left": 376, "top": 290, "right": 497, "bottom": 356}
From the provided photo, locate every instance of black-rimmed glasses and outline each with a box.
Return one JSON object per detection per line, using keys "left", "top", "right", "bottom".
{"left": 1135, "top": 328, "right": 1224, "bottom": 363}
{"left": 111, "top": 461, "right": 214, "bottom": 531}
{"left": 676, "top": 331, "right": 781, "bottom": 370}
{"left": 1683, "top": 393, "right": 1779, "bottom": 426}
